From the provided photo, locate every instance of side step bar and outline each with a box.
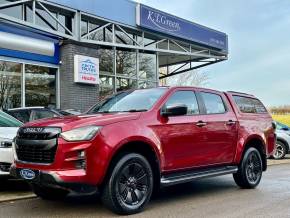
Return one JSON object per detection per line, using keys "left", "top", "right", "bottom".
{"left": 161, "top": 166, "right": 238, "bottom": 187}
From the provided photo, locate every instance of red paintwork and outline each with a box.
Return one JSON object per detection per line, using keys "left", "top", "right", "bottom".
{"left": 14, "top": 87, "right": 276, "bottom": 186}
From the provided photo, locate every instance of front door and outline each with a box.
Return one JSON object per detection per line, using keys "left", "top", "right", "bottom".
{"left": 153, "top": 90, "right": 209, "bottom": 171}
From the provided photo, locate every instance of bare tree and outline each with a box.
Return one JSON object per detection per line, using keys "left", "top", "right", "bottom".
{"left": 269, "top": 105, "right": 290, "bottom": 115}
{"left": 161, "top": 70, "right": 209, "bottom": 87}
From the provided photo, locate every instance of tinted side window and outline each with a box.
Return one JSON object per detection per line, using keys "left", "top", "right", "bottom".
{"left": 7, "top": 110, "right": 31, "bottom": 123}
{"left": 200, "top": 92, "right": 226, "bottom": 114}
{"left": 165, "top": 91, "right": 199, "bottom": 115}
{"left": 30, "top": 110, "right": 57, "bottom": 121}
{"left": 233, "top": 96, "right": 267, "bottom": 114}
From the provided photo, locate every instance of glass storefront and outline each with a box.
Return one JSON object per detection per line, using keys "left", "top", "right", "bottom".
{"left": 0, "top": 61, "right": 21, "bottom": 109}
{"left": 25, "top": 65, "right": 56, "bottom": 107}
{"left": 139, "top": 52, "right": 157, "bottom": 81}
{"left": 0, "top": 60, "right": 58, "bottom": 110}
{"left": 116, "top": 49, "right": 137, "bottom": 78}
{"left": 99, "top": 75, "right": 114, "bottom": 101}
{"left": 116, "top": 78, "right": 137, "bottom": 92}
{"left": 98, "top": 48, "right": 158, "bottom": 100}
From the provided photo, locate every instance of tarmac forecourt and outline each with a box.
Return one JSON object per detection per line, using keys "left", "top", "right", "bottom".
{"left": 1, "top": 155, "right": 289, "bottom": 203}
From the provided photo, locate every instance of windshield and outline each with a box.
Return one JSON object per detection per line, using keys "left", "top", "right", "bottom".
{"left": 0, "top": 111, "right": 23, "bottom": 127}
{"left": 88, "top": 88, "right": 167, "bottom": 114}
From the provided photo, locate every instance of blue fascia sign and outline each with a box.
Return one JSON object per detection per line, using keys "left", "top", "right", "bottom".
{"left": 0, "top": 22, "right": 60, "bottom": 64}
{"left": 136, "top": 4, "right": 228, "bottom": 53}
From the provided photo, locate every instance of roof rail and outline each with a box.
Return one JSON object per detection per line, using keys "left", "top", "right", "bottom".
{"left": 227, "top": 91, "right": 255, "bottom": 97}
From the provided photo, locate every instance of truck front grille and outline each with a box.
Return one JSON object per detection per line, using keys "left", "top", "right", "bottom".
{"left": 15, "top": 127, "right": 61, "bottom": 164}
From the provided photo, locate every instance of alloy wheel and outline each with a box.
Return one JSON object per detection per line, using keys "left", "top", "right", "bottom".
{"left": 117, "top": 162, "right": 149, "bottom": 206}
{"left": 273, "top": 143, "right": 285, "bottom": 159}
{"left": 245, "top": 152, "right": 262, "bottom": 184}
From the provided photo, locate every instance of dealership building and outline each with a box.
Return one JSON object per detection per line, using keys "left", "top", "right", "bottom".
{"left": 0, "top": 0, "right": 228, "bottom": 112}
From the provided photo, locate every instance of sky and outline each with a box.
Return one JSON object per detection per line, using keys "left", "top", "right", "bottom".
{"left": 138, "top": 0, "right": 290, "bottom": 107}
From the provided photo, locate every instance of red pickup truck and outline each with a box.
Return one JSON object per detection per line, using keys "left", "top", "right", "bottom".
{"left": 11, "top": 87, "right": 276, "bottom": 215}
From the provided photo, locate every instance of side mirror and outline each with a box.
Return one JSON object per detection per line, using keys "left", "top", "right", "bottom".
{"left": 161, "top": 104, "right": 188, "bottom": 117}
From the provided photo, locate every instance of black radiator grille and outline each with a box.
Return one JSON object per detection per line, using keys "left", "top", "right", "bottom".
{"left": 15, "top": 127, "right": 61, "bottom": 164}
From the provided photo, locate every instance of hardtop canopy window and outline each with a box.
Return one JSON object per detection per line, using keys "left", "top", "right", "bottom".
{"left": 233, "top": 95, "right": 267, "bottom": 114}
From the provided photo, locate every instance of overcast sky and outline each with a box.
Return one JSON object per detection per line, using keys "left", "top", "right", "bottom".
{"left": 138, "top": 0, "right": 290, "bottom": 107}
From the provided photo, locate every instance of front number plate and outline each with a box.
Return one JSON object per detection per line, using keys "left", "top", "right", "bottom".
{"left": 19, "top": 169, "right": 39, "bottom": 181}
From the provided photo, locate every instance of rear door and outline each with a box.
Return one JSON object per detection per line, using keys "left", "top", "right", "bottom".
{"left": 196, "top": 91, "right": 238, "bottom": 165}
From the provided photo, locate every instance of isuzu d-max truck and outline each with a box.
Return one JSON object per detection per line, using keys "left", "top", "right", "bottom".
{"left": 11, "top": 87, "right": 276, "bottom": 215}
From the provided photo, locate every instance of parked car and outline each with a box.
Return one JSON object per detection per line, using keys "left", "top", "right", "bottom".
{"left": 11, "top": 87, "right": 276, "bottom": 215}
{"left": 5, "top": 107, "right": 79, "bottom": 123}
{"left": 273, "top": 121, "right": 290, "bottom": 159}
{"left": 0, "top": 111, "right": 22, "bottom": 177}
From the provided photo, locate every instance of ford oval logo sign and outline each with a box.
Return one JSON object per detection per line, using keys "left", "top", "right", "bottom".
{"left": 20, "top": 169, "right": 36, "bottom": 180}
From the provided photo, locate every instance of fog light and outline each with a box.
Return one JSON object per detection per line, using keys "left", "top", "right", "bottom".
{"left": 75, "top": 159, "right": 86, "bottom": 169}
{"left": 78, "top": 151, "right": 86, "bottom": 158}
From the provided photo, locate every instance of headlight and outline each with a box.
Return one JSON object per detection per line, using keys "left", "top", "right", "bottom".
{"left": 60, "top": 126, "right": 101, "bottom": 142}
{"left": 0, "top": 137, "right": 12, "bottom": 148}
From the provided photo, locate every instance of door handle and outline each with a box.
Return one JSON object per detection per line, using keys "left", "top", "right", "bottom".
{"left": 226, "top": 120, "right": 236, "bottom": 125}
{"left": 196, "top": 121, "right": 207, "bottom": 127}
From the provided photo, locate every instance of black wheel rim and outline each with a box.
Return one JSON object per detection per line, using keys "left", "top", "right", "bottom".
{"left": 117, "top": 162, "right": 149, "bottom": 206}
{"left": 246, "top": 152, "right": 262, "bottom": 184}
{"left": 274, "top": 143, "right": 284, "bottom": 159}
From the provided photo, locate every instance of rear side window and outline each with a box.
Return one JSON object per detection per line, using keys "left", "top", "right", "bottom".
{"left": 165, "top": 91, "right": 199, "bottom": 115}
{"left": 200, "top": 92, "right": 226, "bottom": 114}
{"left": 233, "top": 96, "right": 267, "bottom": 114}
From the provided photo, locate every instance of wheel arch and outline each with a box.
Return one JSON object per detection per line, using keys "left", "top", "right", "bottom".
{"left": 101, "top": 139, "right": 162, "bottom": 191}
{"left": 241, "top": 136, "right": 267, "bottom": 171}
{"left": 276, "top": 137, "right": 289, "bottom": 154}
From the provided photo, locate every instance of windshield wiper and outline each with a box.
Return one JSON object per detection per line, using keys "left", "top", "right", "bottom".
{"left": 95, "top": 109, "right": 147, "bottom": 113}
{"left": 121, "top": 109, "right": 148, "bottom": 112}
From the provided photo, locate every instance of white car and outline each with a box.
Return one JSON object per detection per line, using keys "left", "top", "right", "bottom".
{"left": 0, "top": 111, "right": 22, "bottom": 176}
{"left": 273, "top": 121, "right": 290, "bottom": 159}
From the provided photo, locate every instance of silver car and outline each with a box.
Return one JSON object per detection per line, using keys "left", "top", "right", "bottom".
{"left": 0, "top": 111, "right": 22, "bottom": 176}
{"left": 274, "top": 121, "right": 290, "bottom": 159}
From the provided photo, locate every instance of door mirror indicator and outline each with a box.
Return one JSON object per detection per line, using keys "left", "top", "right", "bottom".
{"left": 161, "top": 104, "right": 188, "bottom": 117}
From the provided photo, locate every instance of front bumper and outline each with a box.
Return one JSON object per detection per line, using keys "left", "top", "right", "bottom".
{"left": 0, "top": 147, "right": 13, "bottom": 176}
{"left": 10, "top": 165, "right": 97, "bottom": 193}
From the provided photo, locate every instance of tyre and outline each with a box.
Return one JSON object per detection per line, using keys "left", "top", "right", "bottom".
{"left": 101, "top": 153, "right": 153, "bottom": 215}
{"left": 273, "top": 141, "right": 287, "bottom": 160}
{"left": 31, "top": 184, "right": 68, "bottom": 200}
{"left": 233, "top": 147, "right": 263, "bottom": 189}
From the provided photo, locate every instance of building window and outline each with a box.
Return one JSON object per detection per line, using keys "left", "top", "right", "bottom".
{"left": 0, "top": 61, "right": 21, "bottom": 109}
{"left": 25, "top": 65, "right": 57, "bottom": 108}
{"left": 99, "top": 49, "right": 114, "bottom": 75}
{"left": 99, "top": 75, "right": 114, "bottom": 101}
{"left": 116, "top": 78, "right": 137, "bottom": 92}
{"left": 138, "top": 81, "right": 157, "bottom": 89}
{"left": 139, "top": 52, "right": 157, "bottom": 81}
{"left": 116, "top": 49, "right": 137, "bottom": 78}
